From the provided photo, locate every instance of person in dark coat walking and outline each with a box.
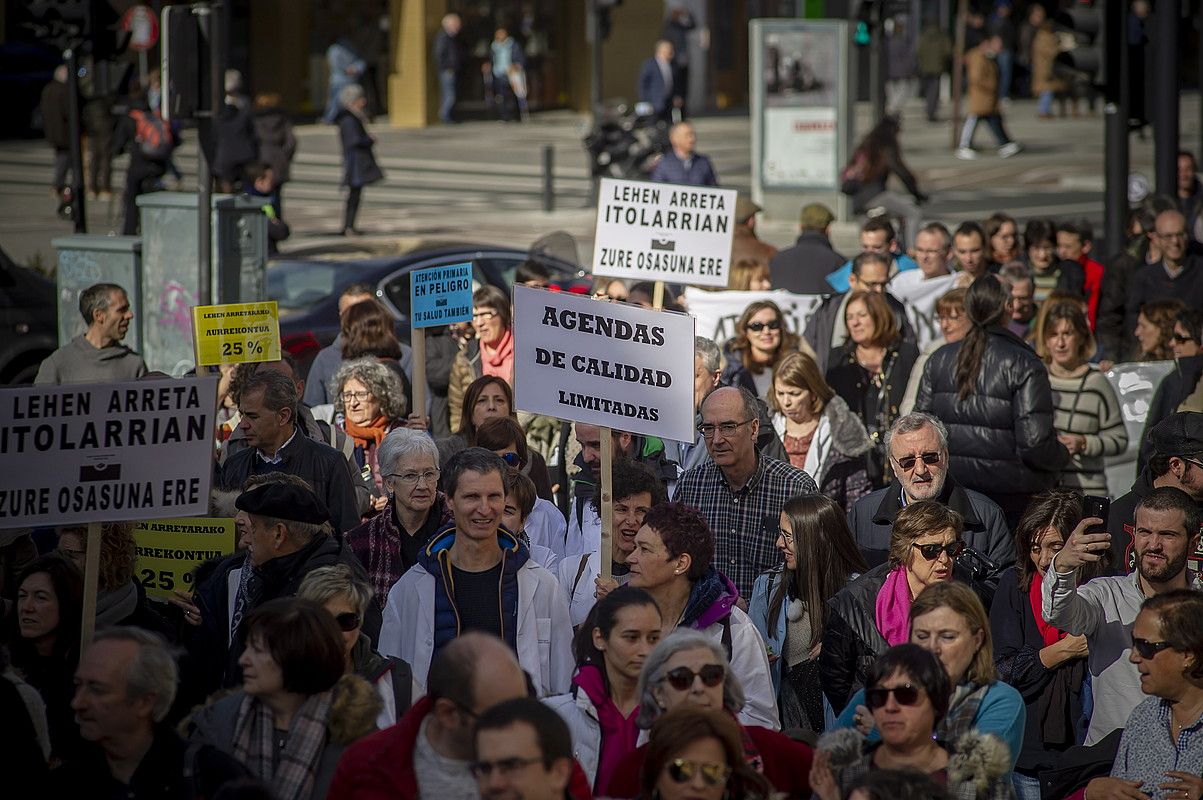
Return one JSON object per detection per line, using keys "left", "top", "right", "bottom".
{"left": 213, "top": 70, "right": 258, "bottom": 193}
{"left": 637, "top": 39, "right": 682, "bottom": 122}
{"left": 916, "top": 275, "right": 1069, "bottom": 530}
{"left": 769, "top": 204, "right": 847, "bottom": 294}
{"left": 251, "top": 92, "right": 296, "bottom": 214}
{"left": 433, "top": 13, "right": 463, "bottom": 123}
{"left": 113, "top": 92, "right": 176, "bottom": 236}
{"left": 334, "top": 84, "right": 383, "bottom": 236}
{"left": 40, "top": 64, "right": 73, "bottom": 197}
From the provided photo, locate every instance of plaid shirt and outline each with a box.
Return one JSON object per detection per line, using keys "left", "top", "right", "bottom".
{"left": 673, "top": 454, "right": 816, "bottom": 598}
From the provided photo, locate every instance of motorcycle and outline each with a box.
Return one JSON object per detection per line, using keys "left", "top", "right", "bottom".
{"left": 582, "top": 102, "right": 670, "bottom": 181}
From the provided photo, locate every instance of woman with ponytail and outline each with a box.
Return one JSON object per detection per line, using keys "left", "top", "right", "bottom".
{"left": 915, "top": 275, "right": 1068, "bottom": 530}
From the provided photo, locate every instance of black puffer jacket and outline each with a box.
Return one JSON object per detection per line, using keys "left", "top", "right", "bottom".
{"left": 915, "top": 327, "right": 1068, "bottom": 495}
{"left": 819, "top": 562, "right": 890, "bottom": 711}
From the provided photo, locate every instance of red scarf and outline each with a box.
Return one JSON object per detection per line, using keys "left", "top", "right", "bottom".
{"left": 344, "top": 415, "right": 389, "bottom": 451}
{"left": 1029, "top": 569, "right": 1066, "bottom": 647}
{"left": 481, "top": 328, "right": 514, "bottom": 381}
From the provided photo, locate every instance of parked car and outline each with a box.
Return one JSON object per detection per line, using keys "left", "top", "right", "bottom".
{"left": 268, "top": 242, "right": 589, "bottom": 372}
{"left": 0, "top": 246, "right": 57, "bottom": 384}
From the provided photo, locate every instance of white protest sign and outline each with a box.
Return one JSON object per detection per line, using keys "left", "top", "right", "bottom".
{"left": 888, "top": 272, "right": 960, "bottom": 351}
{"left": 683, "top": 287, "right": 825, "bottom": 345}
{"left": 592, "top": 177, "right": 738, "bottom": 288}
{"left": 0, "top": 376, "right": 219, "bottom": 528}
{"left": 513, "top": 285, "right": 696, "bottom": 443}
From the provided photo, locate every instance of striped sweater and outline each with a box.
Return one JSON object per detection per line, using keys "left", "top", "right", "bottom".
{"left": 1048, "top": 366, "right": 1128, "bottom": 494}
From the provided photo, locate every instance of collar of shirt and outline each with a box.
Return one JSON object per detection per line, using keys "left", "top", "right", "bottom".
{"left": 256, "top": 428, "right": 297, "bottom": 465}
{"left": 1156, "top": 698, "right": 1203, "bottom": 737}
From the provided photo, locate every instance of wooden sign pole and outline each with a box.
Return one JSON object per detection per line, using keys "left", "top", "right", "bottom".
{"left": 80, "top": 520, "right": 102, "bottom": 655}
{"left": 652, "top": 280, "right": 665, "bottom": 310}
{"left": 599, "top": 429, "right": 614, "bottom": 581}
{"left": 411, "top": 328, "right": 427, "bottom": 423}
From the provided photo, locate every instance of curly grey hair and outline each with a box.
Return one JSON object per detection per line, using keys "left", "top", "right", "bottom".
{"left": 635, "top": 628, "right": 745, "bottom": 729}
{"left": 333, "top": 358, "right": 407, "bottom": 422}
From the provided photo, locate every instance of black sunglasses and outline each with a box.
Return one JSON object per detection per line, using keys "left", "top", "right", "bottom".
{"left": 895, "top": 451, "right": 942, "bottom": 471}
{"left": 667, "top": 759, "right": 732, "bottom": 786}
{"left": 912, "top": 540, "right": 966, "bottom": 561}
{"left": 1132, "top": 637, "right": 1175, "bottom": 659}
{"left": 865, "top": 683, "right": 923, "bottom": 710}
{"left": 334, "top": 612, "right": 361, "bottom": 632}
{"left": 663, "top": 664, "right": 725, "bottom": 691}
{"left": 1173, "top": 333, "right": 1197, "bottom": 344}
{"left": 746, "top": 320, "right": 782, "bottom": 332}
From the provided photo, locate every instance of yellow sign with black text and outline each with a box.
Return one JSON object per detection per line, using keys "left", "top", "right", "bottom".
{"left": 192, "top": 301, "right": 281, "bottom": 366}
{"left": 134, "top": 517, "right": 237, "bottom": 600}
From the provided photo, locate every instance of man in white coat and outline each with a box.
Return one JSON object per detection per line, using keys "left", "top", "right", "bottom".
{"left": 380, "top": 447, "right": 574, "bottom": 697}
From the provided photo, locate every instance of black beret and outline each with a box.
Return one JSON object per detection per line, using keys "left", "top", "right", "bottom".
{"left": 235, "top": 482, "right": 331, "bottom": 525}
{"left": 1149, "top": 412, "right": 1203, "bottom": 460}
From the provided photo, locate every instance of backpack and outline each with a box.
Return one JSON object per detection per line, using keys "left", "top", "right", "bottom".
{"left": 131, "top": 109, "right": 173, "bottom": 160}
{"left": 839, "top": 148, "right": 869, "bottom": 196}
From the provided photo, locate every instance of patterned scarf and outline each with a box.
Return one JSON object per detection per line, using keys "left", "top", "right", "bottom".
{"left": 232, "top": 690, "right": 333, "bottom": 800}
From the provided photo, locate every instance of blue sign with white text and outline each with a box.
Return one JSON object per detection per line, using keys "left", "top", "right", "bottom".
{"left": 410, "top": 262, "right": 474, "bottom": 328}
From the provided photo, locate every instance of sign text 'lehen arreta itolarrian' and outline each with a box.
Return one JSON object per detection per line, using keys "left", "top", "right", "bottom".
{"left": 591, "top": 177, "right": 738, "bottom": 289}
{"left": 513, "top": 285, "right": 696, "bottom": 444}
{"left": 0, "top": 376, "right": 218, "bottom": 528}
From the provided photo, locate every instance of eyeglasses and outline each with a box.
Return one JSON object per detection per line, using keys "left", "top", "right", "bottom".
{"left": 746, "top": 320, "right": 782, "bottom": 333}
{"left": 894, "top": 451, "right": 942, "bottom": 471}
{"left": 912, "top": 540, "right": 966, "bottom": 561}
{"left": 698, "top": 419, "right": 755, "bottom": 439}
{"left": 1158, "top": 231, "right": 1188, "bottom": 240}
{"left": 865, "top": 683, "right": 923, "bottom": 710}
{"left": 1132, "top": 638, "right": 1175, "bottom": 659}
{"left": 936, "top": 313, "right": 963, "bottom": 324}
{"left": 915, "top": 248, "right": 948, "bottom": 257}
{"left": 1173, "top": 333, "right": 1198, "bottom": 344}
{"left": 391, "top": 469, "right": 440, "bottom": 485}
{"left": 662, "top": 664, "right": 725, "bottom": 691}
{"left": 334, "top": 612, "right": 361, "bottom": 632}
{"left": 340, "top": 390, "right": 373, "bottom": 403}
{"left": 473, "top": 309, "right": 499, "bottom": 320}
{"left": 667, "top": 759, "right": 732, "bottom": 787}
{"left": 857, "top": 279, "right": 890, "bottom": 291}
{"left": 777, "top": 529, "right": 795, "bottom": 545}
{"left": 499, "top": 451, "right": 521, "bottom": 467}
{"left": 469, "top": 757, "right": 544, "bottom": 779}
{"left": 1185, "top": 458, "right": 1203, "bottom": 472}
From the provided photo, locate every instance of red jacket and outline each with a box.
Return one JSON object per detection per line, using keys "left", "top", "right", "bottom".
{"left": 1079, "top": 255, "right": 1104, "bottom": 329}
{"left": 328, "top": 695, "right": 594, "bottom": 800}
{"left": 604, "top": 724, "right": 813, "bottom": 799}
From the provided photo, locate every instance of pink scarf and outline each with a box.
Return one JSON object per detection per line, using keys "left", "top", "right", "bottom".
{"left": 875, "top": 564, "right": 914, "bottom": 646}
{"left": 574, "top": 665, "right": 640, "bottom": 795}
{"left": 481, "top": 328, "right": 514, "bottom": 382}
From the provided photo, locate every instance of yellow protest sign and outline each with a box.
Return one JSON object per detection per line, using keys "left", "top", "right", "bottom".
{"left": 134, "top": 517, "right": 237, "bottom": 600}
{"left": 192, "top": 301, "right": 281, "bottom": 366}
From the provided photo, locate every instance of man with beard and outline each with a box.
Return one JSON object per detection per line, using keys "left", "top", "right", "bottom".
{"left": 1044, "top": 486, "right": 1203, "bottom": 745}
{"left": 847, "top": 412, "right": 1015, "bottom": 595}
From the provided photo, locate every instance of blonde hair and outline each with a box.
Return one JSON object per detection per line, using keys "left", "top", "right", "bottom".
{"left": 728, "top": 259, "right": 770, "bottom": 291}
{"left": 768, "top": 350, "right": 834, "bottom": 416}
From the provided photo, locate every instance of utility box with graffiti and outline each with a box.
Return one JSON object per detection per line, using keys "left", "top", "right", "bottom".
{"left": 137, "top": 191, "right": 268, "bottom": 375}
{"left": 52, "top": 235, "right": 143, "bottom": 353}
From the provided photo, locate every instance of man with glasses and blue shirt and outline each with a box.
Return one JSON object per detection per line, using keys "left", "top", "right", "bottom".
{"left": 672, "top": 385, "right": 816, "bottom": 602}
{"left": 847, "top": 412, "right": 1015, "bottom": 597}
{"left": 1044, "top": 486, "right": 1203, "bottom": 748}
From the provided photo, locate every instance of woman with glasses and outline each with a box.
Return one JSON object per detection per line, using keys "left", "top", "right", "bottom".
{"left": 810, "top": 644, "right": 1013, "bottom": 800}
{"left": 723, "top": 300, "right": 803, "bottom": 399}
{"left": 769, "top": 352, "right": 874, "bottom": 512}
{"left": 332, "top": 358, "right": 410, "bottom": 514}
{"left": 820, "top": 500, "right": 966, "bottom": 711}
{"left": 826, "top": 291, "right": 919, "bottom": 486}
{"left": 1033, "top": 300, "right": 1127, "bottom": 494}
{"left": 338, "top": 299, "right": 416, "bottom": 410}
{"left": 298, "top": 564, "right": 414, "bottom": 728}
{"left": 344, "top": 428, "right": 449, "bottom": 612}
{"left": 900, "top": 288, "right": 968, "bottom": 415}
{"left": 1088, "top": 590, "right": 1203, "bottom": 800}
{"left": 546, "top": 586, "right": 663, "bottom": 793}
{"left": 988, "top": 491, "right": 1096, "bottom": 800}
{"left": 749, "top": 493, "right": 868, "bottom": 734}
{"left": 449, "top": 285, "right": 513, "bottom": 433}
{"left": 637, "top": 707, "right": 776, "bottom": 800}
{"left": 189, "top": 598, "right": 381, "bottom": 800}
{"left": 621, "top": 502, "right": 779, "bottom": 730}
{"left": 604, "top": 629, "right": 812, "bottom": 799}
{"left": 1139, "top": 308, "right": 1203, "bottom": 472}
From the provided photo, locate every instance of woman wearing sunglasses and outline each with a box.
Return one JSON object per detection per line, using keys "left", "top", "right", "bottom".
{"left": 605, "top": 629, "right": 813, "bottom": 799}
{"left": 546, "top": 586, "right": 663, "bottom": 794}
{"left": 811, "top": 644, "right": 1013, "bottom": 800}
{"left": 820, "top": 500, "right": 968, "bottom": 711}
{"left": 297, "top": 565, "right": 414, "bottom": 729}
{"left": 639, "top": 707, "right": 775, "bottom": 800}
{"left": 1088, "top": 590, "right": 1203, "bottom": 800}
{"left": 189, "top": 598, "right": 381, "bottom": 800}
{"left": 723, "top": 300, "right": 803, "bottom": 399}
{"left": 1138, "top": 308, "right": 1203, "bottom": 473}
{"left": 988, "top": 491, "right": 1097, "bottom": 800}
{"left": 749, "top": 493, "right": 868, "bottom": 734}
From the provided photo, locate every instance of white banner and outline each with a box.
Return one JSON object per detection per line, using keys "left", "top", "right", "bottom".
{"left": 591, "top": 177, "right": 738, "bottom": 288}
{"left": 888, "top": 272, "right": 960, "bottom": 351}
{"left": 513, "top": 285, "right": 696, "bottom": 443}
{"left": 0, "top": 376, "right": 219, "bottom": 528}
{"left": 683, "top": 287, "right": 824, "bottom": 345}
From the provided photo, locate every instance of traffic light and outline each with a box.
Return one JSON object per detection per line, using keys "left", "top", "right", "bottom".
{"left": 1054, "top": 2, "right": 1104, "bottom": 87}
